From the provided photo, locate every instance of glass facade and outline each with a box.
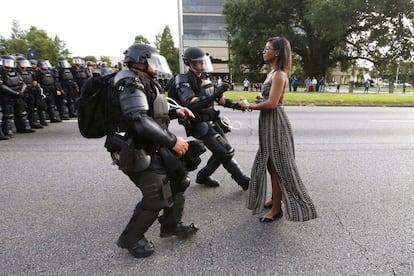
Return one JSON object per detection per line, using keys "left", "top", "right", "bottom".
{"left": 182, "top": 0, "right": 229, "bottom": 73}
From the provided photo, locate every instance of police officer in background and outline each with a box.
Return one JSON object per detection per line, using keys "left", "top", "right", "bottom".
{"left": 174, "top": 47, "right": 250, "bottom": 190}
{"left": 35, "top": 59, "right": 62, "bottom": 123}
{"left": 104, "top": 44, "right": 199, "bottom": 258}
{"left": 0, "top": 55, "right": 35, "bottom": 137}
{"left": 15, "top": 56, "right": 44, "bottom": 129}
{"left": 70, "top": 57, "right": 90, "bottom": 93}
{"left": 55, "top": 56, "right": 79, "bottom": 118}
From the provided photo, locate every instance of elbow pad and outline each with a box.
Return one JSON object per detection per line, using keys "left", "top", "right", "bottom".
{"left": 118, "top": 82, "right": 148, "bottom": 121}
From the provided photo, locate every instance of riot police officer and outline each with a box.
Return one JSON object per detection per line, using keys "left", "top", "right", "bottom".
{"left": 35, "top": 59, "right": 62, "bottom": 123}
{"left": 174, "top": 47, "right": 250, "bottom": 190}
{"left": 0, "top": 55, "right": 35, "bottom": 136}
{"left": 15, "top": 56, "right": 44, "bottom": 129}
{"left": 70, "top": 57, "right": 90, "bottom": 93}
{"left": 55, "top": 56, "right": 79, "bottom": 118}
{"left": 104, "top": 44, "right": 199, "bottom": 258}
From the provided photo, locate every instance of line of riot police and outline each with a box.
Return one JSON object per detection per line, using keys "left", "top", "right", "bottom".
{"left": 0, "top": 54, "right": 93, "bottom": 140}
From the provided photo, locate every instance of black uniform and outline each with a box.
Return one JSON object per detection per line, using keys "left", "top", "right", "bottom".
{"left": 17, "top": 64, "right": 44, "bottom": 129}
{"left": 176, "top": 70, "right": 250, "bottom": 190}
{"left": 0, "top": 64, "right": 34, "bottom": 135}
{"left": 55, "top": 57, "right": 79, "bottom": 118}
{"left": 35, "top": 64, "right": 62, "bottom": 123}
{"left": 105, "top": 46, "right": 200, "bottom": 258}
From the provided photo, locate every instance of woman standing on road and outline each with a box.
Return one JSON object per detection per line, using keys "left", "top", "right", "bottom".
{"left": 239, "top": 36, "right": 317, "bottom": 222}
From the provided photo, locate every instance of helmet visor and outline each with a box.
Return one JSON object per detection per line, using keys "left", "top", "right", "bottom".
{"left": 2, "top": 59, "right": 15, "bottom": 68}
{"left": 73, "top": 58, "right": 82, "bottom": 64}
{"left": 39, "top": 60, "right": 52, "bottom": 69}
{"left": 59, "top": 60, "right": 71, "bottom": 68}
{"left": 190, "top": 55, "right": 214, "bottom": 73}
{"left": 18, "top": 60, "right": 31, "bottom": 68}
{"left": 147, "top": 54, "right": 172, "bottom": 79}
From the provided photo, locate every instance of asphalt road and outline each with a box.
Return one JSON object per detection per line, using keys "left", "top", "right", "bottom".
{"left": 1, "top": 106, "right": 413, "bottom": 276}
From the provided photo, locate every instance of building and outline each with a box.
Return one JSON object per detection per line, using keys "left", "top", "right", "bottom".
{"left": 181, "top": 0, "right": 229, "bottom": 76}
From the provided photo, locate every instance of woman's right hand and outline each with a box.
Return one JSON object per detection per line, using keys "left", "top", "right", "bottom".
{"left": 255, "top": 94, "right": 264, "bottom": 103}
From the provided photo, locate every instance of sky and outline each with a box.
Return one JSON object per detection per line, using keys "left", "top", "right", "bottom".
{"left": 0, "top": 0, "right": 180, "bottom": 59}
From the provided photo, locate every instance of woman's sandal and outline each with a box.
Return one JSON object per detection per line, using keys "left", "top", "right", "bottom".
{"left": 259, "top": 210, "right": 283, "bottom": 223}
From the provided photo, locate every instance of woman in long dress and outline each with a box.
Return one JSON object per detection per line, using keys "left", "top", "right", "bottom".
{"left": 239, "top": 37, "right": 317, "bottom": 222}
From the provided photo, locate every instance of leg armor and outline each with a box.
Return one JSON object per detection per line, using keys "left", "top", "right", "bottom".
{"left": 0, "top": 110, "right": 9, "bottom": 140}
{"left": 1, "top": 105, "right": 15, "bottom": 137}
{"left": 38, "top": 110, "right": 48, "bottom": 126}
{"left": 56, "top": 96, "right": 69, "bottom": 120}
{"left": 203, "top": 133, "right": 235, "bottom": 162}
{"left": 14, "top": 109, "right": 35, "bottom": 133}
{"left": 158, "top": 192, "right": 185, "bottom": 228}
{"left": 117, "top": 202, "right": 159, "bottom": 247}
{"left": 158, "top": 192, "right": 199, "bottom": 238}
{"left": 29, "top": 111, "right": 43, "bottom": 129}
{"left": 222, "top": 158, "right": 250, "bottom": 190}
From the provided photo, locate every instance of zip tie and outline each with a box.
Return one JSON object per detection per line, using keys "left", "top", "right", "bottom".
{"left": 220, "top": 115, "right": 242, "bottom": 130}
{"left": 166, "top": 96, "right": 183, "bottom": 109}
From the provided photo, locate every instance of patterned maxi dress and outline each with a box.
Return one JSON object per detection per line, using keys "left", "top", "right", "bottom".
{"left": 247, "top": 82, "right": 317, "bottom": 221}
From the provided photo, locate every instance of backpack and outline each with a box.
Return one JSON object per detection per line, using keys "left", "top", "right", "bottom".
{"left": 77, "top": 72, "right": 116, "bottom": 138}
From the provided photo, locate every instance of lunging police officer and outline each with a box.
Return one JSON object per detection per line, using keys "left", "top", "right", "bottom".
{"left": 103, "top": 44, "right": 199, "bottom": 258}
{"left": 174, "top": 47, "right": 250, "bottom": 190}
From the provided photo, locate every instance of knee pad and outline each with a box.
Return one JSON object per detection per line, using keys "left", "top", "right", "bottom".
{"left": 171, "top": 175, "right": 190, "bottom": 193}
{"left": 135, "top": 171, "right": 172, "bottom": 210}
{"left": 203, "top": 134, "right": 234, "bottom": 161}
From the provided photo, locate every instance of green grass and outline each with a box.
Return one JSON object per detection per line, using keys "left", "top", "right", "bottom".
{"left": 224, "top": 91, "right": 414, "bottom": 106}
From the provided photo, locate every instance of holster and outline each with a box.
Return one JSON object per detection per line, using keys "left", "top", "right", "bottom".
{"left": 193, "top": 109, "right": 220, "bottom": 123}
{"left": 178, "top": 117, "right": 192, "bottom": 136}
{"left": 215, "top": 117, "right": 231, "bottom": 133}
{"left": 105, "top": 134, "right": 151, "bottom": 173}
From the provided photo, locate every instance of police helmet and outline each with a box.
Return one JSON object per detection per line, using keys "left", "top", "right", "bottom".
{"left": 1, "top": 55, "right": 16, "bottom": 69}
{"left": 123, "top": 43, "right": 172, "bottom": 78}
{"left": 182, "top": 47, "right": 213, "bottom": 72}
{"left": 37, "top": 59, "right": 52, "bottom": 70}
{"left": 15, "top": 56, "right": 31, "bottom": 68}
{"left": 72, "top": 57, "right": 82, "bottom": 65}
{"left": 57, "top": 56, "right": 71, "bottom": 68}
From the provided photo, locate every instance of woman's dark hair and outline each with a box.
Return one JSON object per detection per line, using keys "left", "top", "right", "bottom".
{"left": 268, "top": 36, "right": 292, "bottom": 76}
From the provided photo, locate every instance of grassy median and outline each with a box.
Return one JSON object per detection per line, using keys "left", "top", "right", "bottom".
{"left": 224, "top": 91, "right": 414, "bottom": 106}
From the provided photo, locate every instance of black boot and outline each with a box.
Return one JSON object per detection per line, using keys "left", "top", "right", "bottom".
{"left": 38, "top": 110, "right": 48, "bottom": 126}
{"left": 0, "top": 112, "right": 9, "bottom": 140}
{"left": 196, "top": 156, "right": 221, "bottom": 187}
{"left": 68, "top": 103, "right": 77, "bottom": 117}
{"left": 116, "top": 203, "right": 159, "bottom": 258}
{"left": 0, "top": 126, "right": 8, "bottom": 140}
{"left": 223, "top": 158, "right": 250, "bottom": 190}
{"left": 58, "top": 105, "right": 70, "bottom": 120}
{"left": 117, "top": 236, "right": 155, "bottom": 258}
{"left": 2, "top": 114, "right": 14, "bottom": 138}
{"left": 15, "top": 113, "right": 35, "bottom": 133}
{"left": 158, "top": 193, "right": 199, "bottom": 238}
{"left": 49, "top": 108, "right": 62, "bottom": 123}
{"left": 29, "top": 112, "right": 43, "bottom": 129}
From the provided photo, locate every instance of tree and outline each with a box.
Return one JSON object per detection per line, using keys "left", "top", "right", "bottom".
{"left": 2, "top": 20, "right": 69, "bottom": 65}
{"left": 155, "top": 26, "right": 179, "bottom": 74}
{"left": 223, "top": 0, "right": 414, "bottom": 81}
{"left": 134, "top": 35, "right": 150, "bottom": 45}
